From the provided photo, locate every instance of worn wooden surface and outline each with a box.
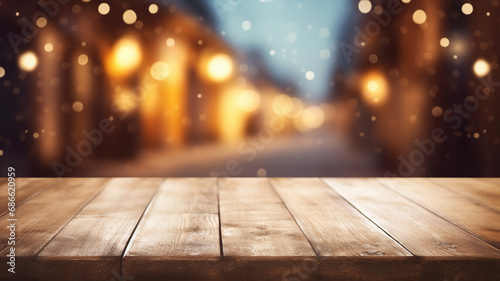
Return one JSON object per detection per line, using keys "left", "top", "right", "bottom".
{"left": 0, "top": 178, "right": 58, "bottom": 216}
{"left": 1, "top": 177, "right": 499, "bottom": 281}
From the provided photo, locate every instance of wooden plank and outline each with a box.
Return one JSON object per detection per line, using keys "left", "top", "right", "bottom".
{"left": 380, "top": 178, "right": 500, "bottom": 249}
{"left": 0, "top": 178, "right": 59, "bottom": 216}
{"left": 477, "top": 178, "right": 500, "bottom": 186}
{"left": 34, "top": 178, "right": 161, "bottom": 281}
{"left": 0, "top": 178, "right": 108, "bottom": 281}
{"left": 122, "top": 178, "right": 221, "bottom": 281}
{"left": 428, "top": 178, "right": 500, "bottom": 212}
{"left": 124, "top": 178, "right": 220, "bottom": 258}
{"left": 219, "top": 178, "right": 316, "bottom": 257}
{"left": 270, "top": 178, "right": 411, "bottom": 257}
{"left": 323, "top": 178, "right": 500, "bottom": 257}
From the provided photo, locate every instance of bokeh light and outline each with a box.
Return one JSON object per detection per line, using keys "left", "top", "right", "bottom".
{"left": 473, "top": 59, "right": 490, "bottom": 77}
{"left": 358, "top": 0, "right": 372, "bottom": 14}
{"left": 361, "top": 71, "right": 388, "bottom": 105}
{"left": 207, "top": 54, "right": 233, "bottom": 82}
{"left": 237, "top": 90, "right": 261, "bottom": 113}
{"left": 106, "top": 37, "right": 142, "bottom": 77}
{"left": 150, "top": 61, "right": 170, "bottom": 80}
{"left": 412, "top": 10, "right": 427, "bottom": 25}
{"left": 18, "top": 52, "right": 38, "bottom": 72}
{"left": 123, "top": 9, "right": 137, "bottom": 25}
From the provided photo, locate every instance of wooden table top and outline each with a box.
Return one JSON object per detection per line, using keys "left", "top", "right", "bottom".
{"left": 1, "top": 178, "right": 499, "bottom": 281}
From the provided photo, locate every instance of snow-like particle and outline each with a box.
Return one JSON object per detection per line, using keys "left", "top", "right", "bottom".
{"left": 242, "top": 20, "right": 251, "bottom": 31}
{"left": 440, "top": 37, "right": 450, "bottom": 47}
{"left": 305, "top": 71, "right": 315, "bottom": 80}
{"left": 320, "top": 49, "right": 330, "bottom": 59}
{"left": 358, "top": 0, "right": 372, "bottom": 14}
{"left": 98, "top": 3, "right": 110, "bottom": 15}
{"left": 123, "top": 10, "right": 137, "bottom": 25}
{"left": 413, "top": 10, "right": 426, "bottom": 24}
{"left": 166, "top": 38, "right": 175, "bottom": 47}
{"left": 257, "top": 168, "right": 267, "bottom": 177}
{"left": 149, "top": 4, "right": 159, "bottom": 14}
{"left": 462, "top": 3, "right": 473, "bottom": 15}
{"left": 78, "top": 54, "right": 88, "bottom": 66}
{"left": 319, "top": 27, "right": 330, "bottom": 38}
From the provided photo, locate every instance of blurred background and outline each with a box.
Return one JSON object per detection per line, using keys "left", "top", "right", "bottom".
{"left": 0, "top": 0, "right": 498, "bottom": 177}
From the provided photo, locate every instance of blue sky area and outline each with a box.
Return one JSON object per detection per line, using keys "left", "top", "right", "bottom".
{"left": 209, "top": 0, "right": 349, "bottom": 100}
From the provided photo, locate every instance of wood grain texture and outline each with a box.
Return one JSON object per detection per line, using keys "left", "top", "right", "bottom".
{"left": 124, "top": 178, "right": 220, "bottom": 259}
{"left": 2, "top": 177, "right": 500, "bottom": 281}
{"left": 39, "top": 178, "right": 161, "bottom": 256}
{"left": 219, "top": 178, "right": 316, "bottom": 257}
{"left": 270, "top": 178, "right": 411, "bottom": 257}
{"left": 380, "top": 178, "right": 500, "bottom": 249}
{"left": 323, "top": 178, "right": 500, "bottom": 257}
{"left": 0, "top": 178, "right": 108, "bottom": 257}
{"left": 34, "top": 178, "right": 161, "bottom": 281}
{"left": 428, "top": 178, "right": 500, "bottom": 212}
{"left": 477, "top": 178, "right": 500, "bottom": 186}
{"left": 122, "top": 178, "right": 221, "bottom": 281}
{"left": 0, "top": 178, "right": 58, "bottom": 216}
{"left": 0, "top": 178, "right": 109, "bottom": 281}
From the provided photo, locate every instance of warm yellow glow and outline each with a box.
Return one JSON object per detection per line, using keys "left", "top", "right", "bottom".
{"left": 473, "top": 59, "right": 490, "bottom": 77}
{"left": 237, "top": 90, "right": 261, "bottom": 113}
{"left": 0, "top": 67, "right": 5, "bottom": 78}
{"left": 272, "top": 94, "right": 293, "bottom": 115}
{"left": 218, "top": 88, "right": 246, "bottom": 143}
{"left": 98, "top": 3, "right": 110, "bottom": 15}
{"left": 367, "top": 81, "right": 378, "bottom": 92}
{"left": 462, "top": 3, "right": 473, "bottom": 15}
{"left": 288, "top": 97, "right": 304, "bottom": 118}
{"left": 18, "top": 51, "right": 38, "bottom": 72}
{"left": 123, "top": 9, "right": 137, "bottom": 25}
{"left": 207, "top": 54, "right": 233, "bottom": 82}
{"left": 114, "top": 90, "right": 137, "bottom": 112}
{"left": 150, "top": 61, "right": 170, "bottom": 80}
{"left": 440, "top": 37, "right": 449, "bottom": 48}
{"left": 412, "top": 10, "right": 427, "bottom": 25}
{"left": 402, "top": 0, "right": 411, "bottom": 3}
{"left": 302, "top": 106, "right": 325, "bottom": 129}
{"left": 361, "top": 71, "right": 388, "bottom": 105}
{"left": 358, "top": 0, "right": 372, "bottom": 14}
{"left": 106, "top": 37, "right": 142, "bottom": 77}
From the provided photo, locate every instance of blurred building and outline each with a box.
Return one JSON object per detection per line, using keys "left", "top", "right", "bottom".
{"left": 331, "top": 0, "right": 500, "bottom": 176}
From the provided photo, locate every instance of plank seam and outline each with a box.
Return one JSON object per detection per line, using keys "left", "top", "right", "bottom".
{"left": 268, "top": 179, "right": 320, "bottom": 257}
{"left": 320, "top": 178, "right": 416, "bottom": 256}
{"left": 377, "top": 178, "right": 500, "bottom": 253}
{"left": 0, "top": 178, "right": 62, "bottom": 217}
{"left": 216, "top": 180, "right": 225, "bottom": 258}
{"left": 34, "top": 178, "right": 111, "bottom": 257}
{"left": 119, "top": 178, "right": 164, "bottom": 277}
{"left": 425, "top": 178, "right": 500, "bottom": 215}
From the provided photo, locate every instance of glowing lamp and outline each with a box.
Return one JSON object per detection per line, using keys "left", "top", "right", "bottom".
{"left": 106, "top": 37, "right": 142, "bottom": 78}
{"left": 207, "top": 54, "right": 233, "bottom": 82}
{"left": 361, "top": 71, "right": 388, "bottom": 105}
